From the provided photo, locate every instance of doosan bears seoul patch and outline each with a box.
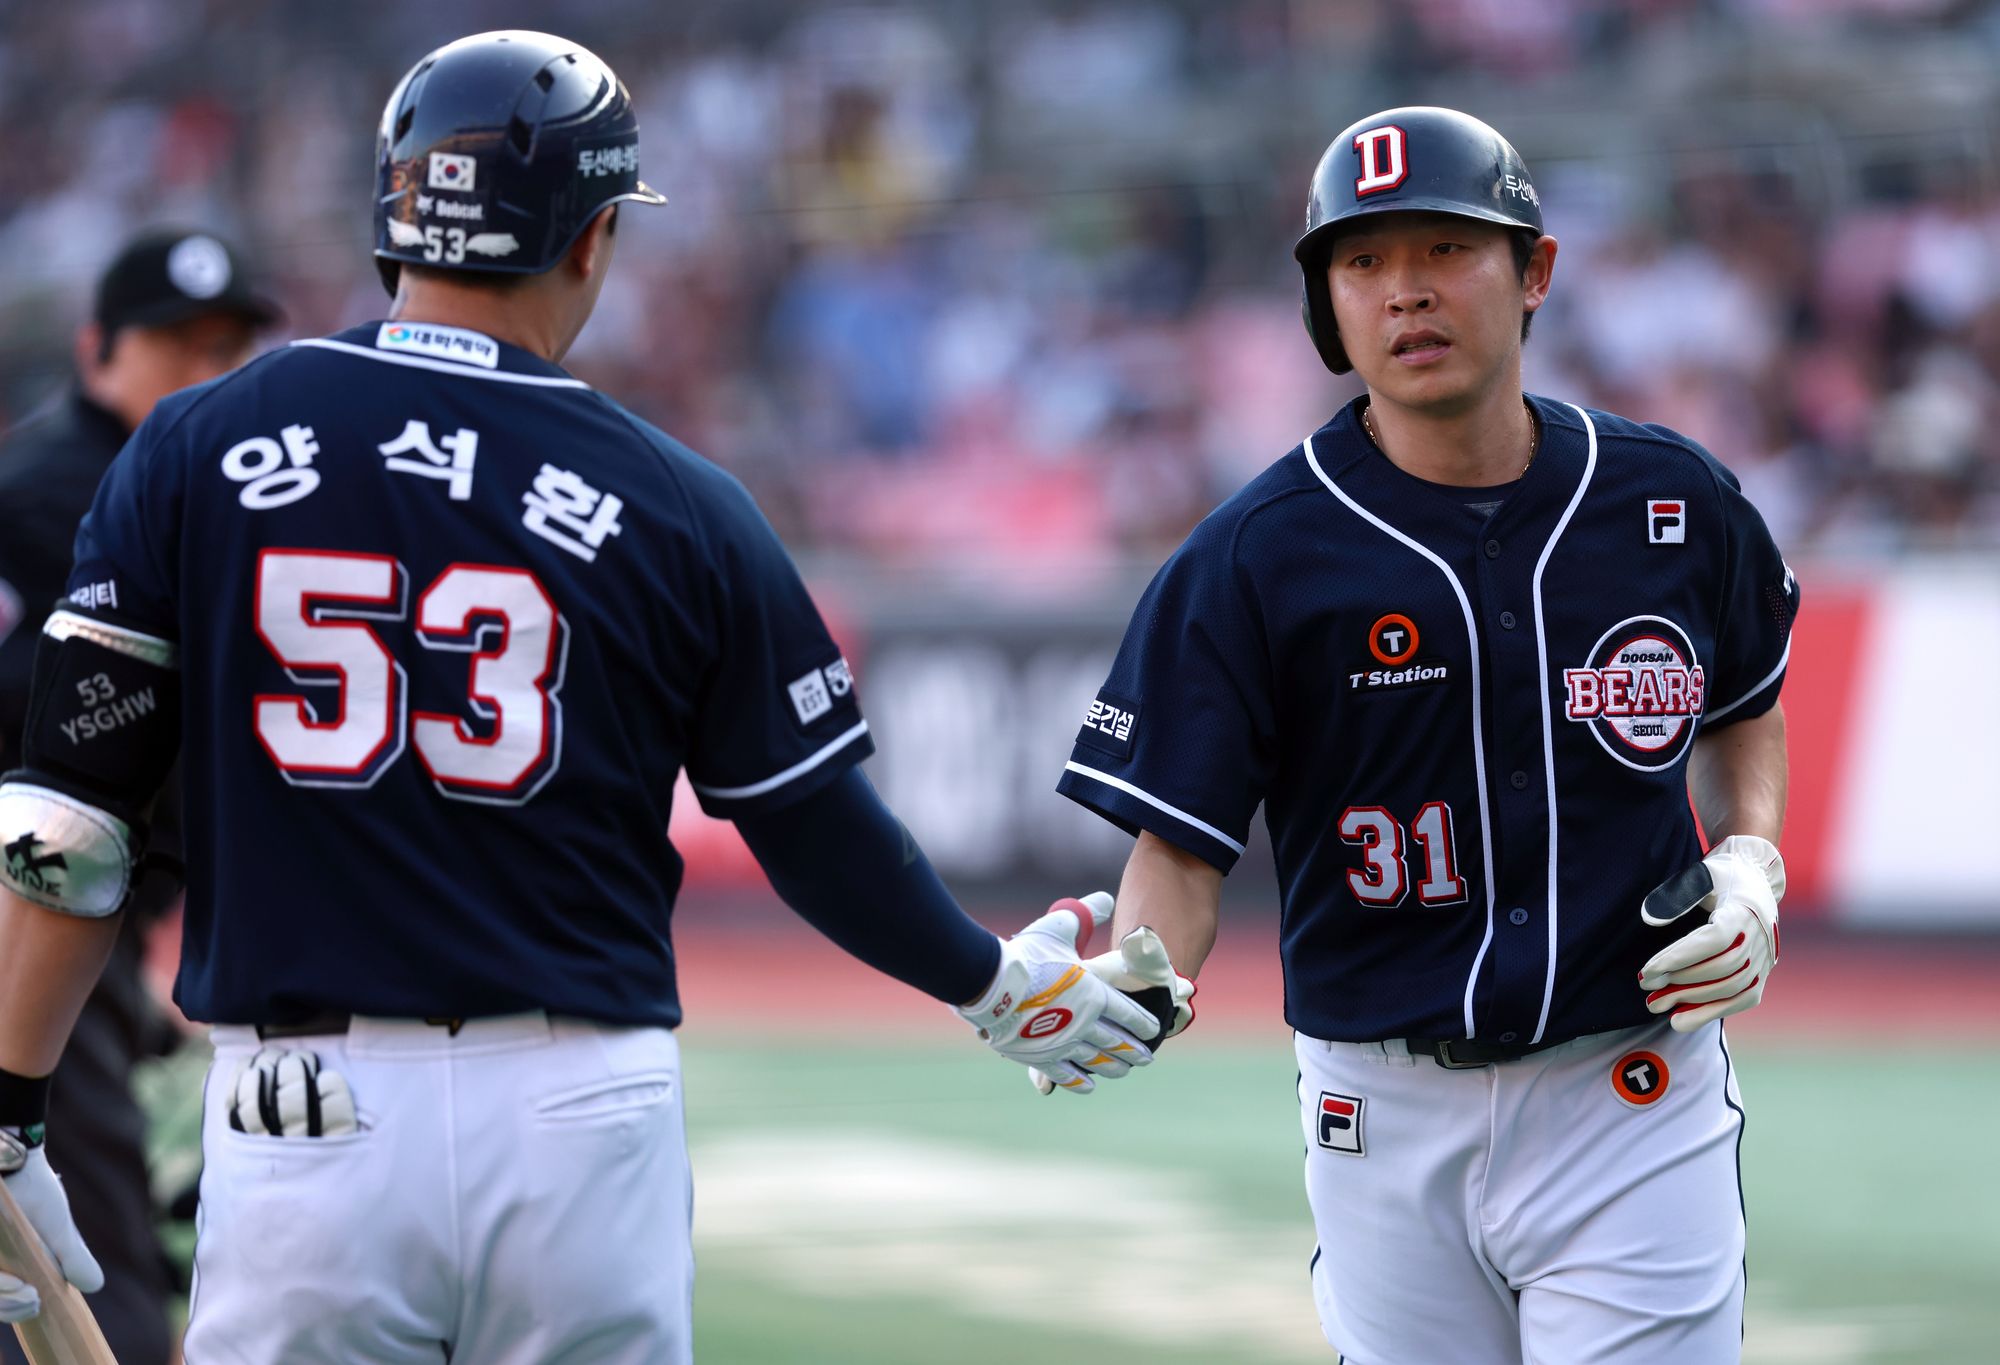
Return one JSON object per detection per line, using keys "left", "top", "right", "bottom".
{"left": 1563, "top": 616, "right": 1704, "bottom": 770}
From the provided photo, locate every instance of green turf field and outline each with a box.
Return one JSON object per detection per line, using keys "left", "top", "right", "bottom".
{"left": 141, "top": 1036, "right": 2000, "bottom": 1363}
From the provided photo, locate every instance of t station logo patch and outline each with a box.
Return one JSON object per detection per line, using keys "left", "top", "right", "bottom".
{"left": 1350, "top": 613, "right": 1449, "bottom": 694}
{"left": 1564, "top": 615, "right": 1705, "bottom": 771}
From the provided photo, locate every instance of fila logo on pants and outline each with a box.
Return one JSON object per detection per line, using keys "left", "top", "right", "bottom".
{"left": 1317, "top": 1091, "right": 1365, "bottom": 1155}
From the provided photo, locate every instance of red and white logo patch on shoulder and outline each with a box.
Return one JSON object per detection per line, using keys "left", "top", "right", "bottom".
{"left": 1648, "top": 499, "right": 1686, "bottom": 544}
{"left": 1564, "top": 615, "right": 1705, "bottom": 772}
{"left": 1352, "top": 126, "right": 1408, "bottom": 198}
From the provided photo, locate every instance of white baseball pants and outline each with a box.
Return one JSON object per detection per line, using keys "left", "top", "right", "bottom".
{"left": 1296, "top": 1020, "right": 1745, "bottom": 1364}
{"left": 183, "top": 1013, "right": 693, "bottom": 1364}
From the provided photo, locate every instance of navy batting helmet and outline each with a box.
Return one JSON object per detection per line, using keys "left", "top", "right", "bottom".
{"left": 373, "top": 30, "right": 666, "bottom": 295}
{"left": 1292, "top": 107, "right": 1543, "bottom": 374}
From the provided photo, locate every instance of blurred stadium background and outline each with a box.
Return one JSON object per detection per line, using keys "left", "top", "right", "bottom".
{"left": 7, "top": 0, "right": 2000, "bottom": 1361}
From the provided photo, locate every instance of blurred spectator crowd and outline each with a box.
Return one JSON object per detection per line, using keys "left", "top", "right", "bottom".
{"left": 3, "top": 0, "right": 1999, "bottom": 566}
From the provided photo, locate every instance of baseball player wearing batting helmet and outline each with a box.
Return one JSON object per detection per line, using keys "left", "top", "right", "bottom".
{"left": 1056, "top": 106, "right": 1795, "bottom": 1362}
{"left": 0, "top": 30, "right": 1163, "bottom": 1362}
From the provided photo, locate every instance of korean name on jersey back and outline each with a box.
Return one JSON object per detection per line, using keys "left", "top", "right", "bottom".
{"left": 65, "top": 323, "right": 873, "bottom": 1029}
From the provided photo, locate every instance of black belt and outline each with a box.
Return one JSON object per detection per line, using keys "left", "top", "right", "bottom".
{"left": 1401, "top": 1035, "right": 1575, "bottom": 1069}
{"left": 255, "top": 1013, "right": 471, "bottom": 1041}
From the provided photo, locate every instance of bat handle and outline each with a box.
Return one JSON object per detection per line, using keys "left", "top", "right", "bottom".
{"left": 0, "top": 1176, "right": 116, "bottom": 1365}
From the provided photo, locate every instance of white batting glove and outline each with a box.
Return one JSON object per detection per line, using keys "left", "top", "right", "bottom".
{"left": 228, "top": 1047, "right": 359, "bottom": 1137}
{"left": 1031, "top": 912, "right": 1196, "bottom": 1096}
{"left": 0, "top": 1128, "right": 103, "bottom": 1322}
{"left": 957, "top": 894, "right": 1160, "bottom": 1095}
{"left": 1638, "top": 835, "right": 1785, "bottom": 1033}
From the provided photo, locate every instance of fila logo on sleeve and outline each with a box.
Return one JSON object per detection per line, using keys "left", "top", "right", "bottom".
{"left": 1316, "top": 1091, "right": 1365, "bottom": 1155}
{"left": 1648, "top": 499, "right": 1686, "bottom": 544}
{"left": 1352, "top": 126, "right": 1408, "bottom": 197}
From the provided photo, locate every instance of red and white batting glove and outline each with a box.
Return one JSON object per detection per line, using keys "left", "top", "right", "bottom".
{"left": 957, "top": 893, "right": 1159, "bottom": 1094}
{"left": 1638, "top": 835, "right": 1784, "bottom": 1033}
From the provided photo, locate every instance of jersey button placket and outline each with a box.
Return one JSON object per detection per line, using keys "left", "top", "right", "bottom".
{"left": 1472, "top": 522, "right": 1546, "bottom": 1043}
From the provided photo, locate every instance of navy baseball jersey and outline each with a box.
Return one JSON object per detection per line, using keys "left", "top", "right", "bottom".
{"left": 67, "top": 321, "right": 871, "bottom": 1026}
{"left": 1058, "top": 395, "right": 1798, "bottom": 1045}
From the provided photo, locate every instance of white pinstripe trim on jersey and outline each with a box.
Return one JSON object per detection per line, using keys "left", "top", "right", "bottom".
{"left": 1304, "top": 435, "right": 1496, "bottom": 1040}
{"left": 689, "top": 720, "right": 871, "bottom": 801}
{"left": 1528, "top": 404, "right": 1599, "bottom": 1045}
{"left": 1703, "top": 635, "right": 1792, "bottom": 724}
{"left": 289, "top": 338, "right": 593, "bottom": 388}
{"left": 1061, "top": 762, "right": 1249, "bottom": 856}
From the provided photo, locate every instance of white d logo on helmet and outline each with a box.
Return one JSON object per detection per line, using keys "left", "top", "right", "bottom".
{"left": 1353, "top": 126, "right": 1408, "bottom": 198}
{"left": 167, "top": 236, "right": 232, "bottom": 299}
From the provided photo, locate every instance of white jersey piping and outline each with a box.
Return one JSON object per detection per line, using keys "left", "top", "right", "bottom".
{"left": 690, "top": 720, "right": 871, "bottom": 801}
{"left": 1528, "top": 404, "right": 1599, "bottom": 1044}
{"left": 1061, "top": 761, "right": 1248, "bottom": 856}
{"left": 1704, "top": 636, "right": 1792, "bottom": 723}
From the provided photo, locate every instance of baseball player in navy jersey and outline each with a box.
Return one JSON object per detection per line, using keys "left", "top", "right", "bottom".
{"left": 1055, "top": 107, "right": 1796, "bottom": 1362}
{"left": 0, "top": 31, "right": 1165, "bottom": 1363}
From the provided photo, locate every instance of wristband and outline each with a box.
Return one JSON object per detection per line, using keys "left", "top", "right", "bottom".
{"left": 0, "top": 1065, "right": 52, "bottom": 1130}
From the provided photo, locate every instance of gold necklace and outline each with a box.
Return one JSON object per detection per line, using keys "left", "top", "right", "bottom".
{"left": 1362, "top": 398, "right": 1540, "bottom": 477}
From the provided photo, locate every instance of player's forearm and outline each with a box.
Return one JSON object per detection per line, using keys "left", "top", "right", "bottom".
{"left": 1111, "top": 831, "right": 1223, "bottom": 977}
{"left": 736, "top": 766, "right": 1001, "bottom": 1006}
{"left": 0, "top": 891, "right": 122, "bottom": 1076}
{"left": 1689, "top": 702, "right": 1787, "bottom": 845}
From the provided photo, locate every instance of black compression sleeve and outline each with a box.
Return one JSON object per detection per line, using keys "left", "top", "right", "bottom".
{"left": 0, "top": 1066, "right": 51, "bottom": 1129}
{"left": 735, "top": 766, "right": 1001, "bottom": 1006}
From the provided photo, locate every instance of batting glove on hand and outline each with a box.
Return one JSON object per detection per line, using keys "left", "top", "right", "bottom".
{"left": 1031, "top": 907, "right": 1196, "bottom": 1096}
{"left": 1639, "top": 835, "right": 1784, "bottom": 1033}
{"left": 957, "top": 893, "right": 1161, "bottom": 1094}
{"left": 0, "top": 1127, "right": 103, "bottom": 1323}
{"left": 228, "top": 1047, "right": 359, "bottom": 1137}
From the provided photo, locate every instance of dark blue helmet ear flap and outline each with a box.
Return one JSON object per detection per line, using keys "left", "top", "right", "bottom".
{"left": 372, "top": 29, "right": 666, "bottom": 295}
{"left": 1293, "top": 106, "right": 1542, "bottom": 375}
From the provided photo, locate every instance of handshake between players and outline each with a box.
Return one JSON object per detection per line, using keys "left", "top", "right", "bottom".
{"left": 957, "top": 892, "right": 1196, "bottom": 1096}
